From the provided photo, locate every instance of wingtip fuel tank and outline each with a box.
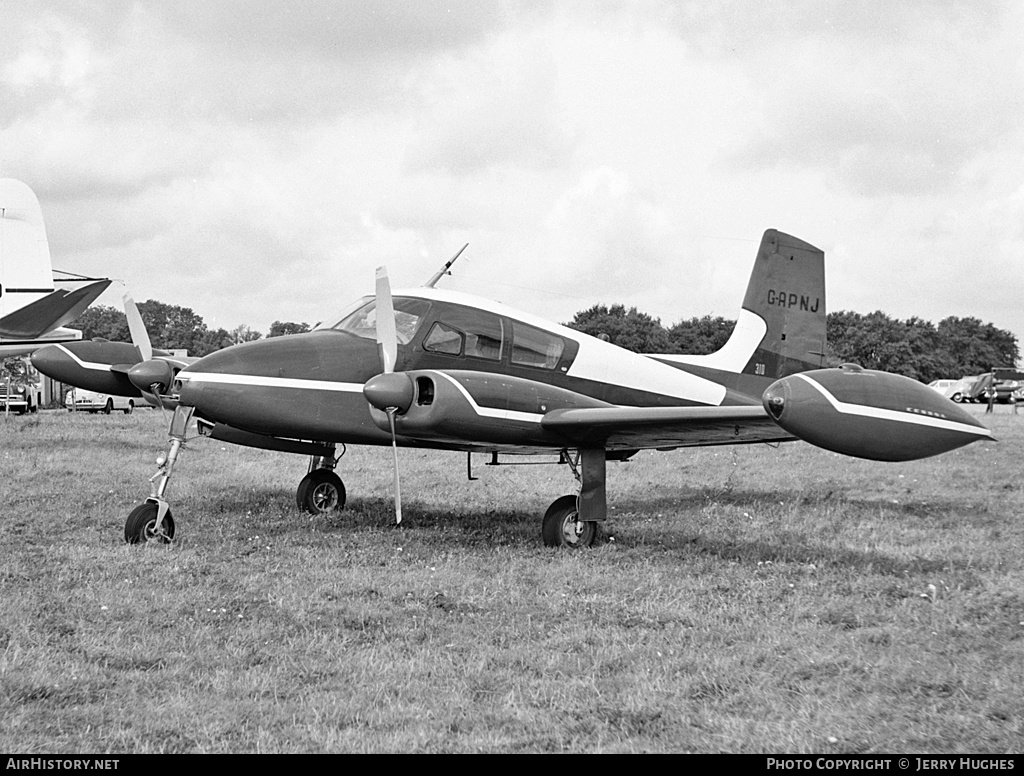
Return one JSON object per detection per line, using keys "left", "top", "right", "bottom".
{"left": 763, "top": 365, "right": 994, "bottom": 462}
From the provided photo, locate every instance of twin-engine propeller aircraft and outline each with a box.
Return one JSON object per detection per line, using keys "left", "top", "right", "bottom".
{"left": 107, "top": 229, "right": 990, "bottom": 547}
{"left": 0, "top": 178, "right": 111, "bottom": 358}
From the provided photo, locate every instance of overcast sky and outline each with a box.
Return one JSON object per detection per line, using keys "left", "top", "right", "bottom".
{"left": 2, "top": 1, "right": 1022, "bottom": 357}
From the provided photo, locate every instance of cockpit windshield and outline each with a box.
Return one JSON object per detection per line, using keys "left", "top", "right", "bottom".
{"left": 325, "top": 297, "right": 430, "bottom": 344}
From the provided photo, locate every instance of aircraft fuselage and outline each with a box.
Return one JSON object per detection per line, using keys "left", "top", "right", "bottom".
{"left": 177, "top": 288, "right": 766, "bottom": 452}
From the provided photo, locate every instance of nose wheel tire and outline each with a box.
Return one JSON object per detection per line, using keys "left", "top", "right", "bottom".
{"left": 124, "top": 502, "right": 175, "bottom": 544}
{"left": 296, "top": 469, "right": 347, "bottom": 515}
{"left": 542, "top": 495, "right": 599, "bottom": 548}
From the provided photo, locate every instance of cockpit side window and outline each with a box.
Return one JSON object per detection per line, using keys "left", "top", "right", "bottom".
{"left": 423, "top": 321, "right": 463, "bottom": 355}
{"left": 511, "top": 321, "right": 566, "bottom": 369}
{"left": 329, "top": 298, "right": 430, "bottom": 344}
{"left": 422, "top": 308, "right": 504, "bottom": 362}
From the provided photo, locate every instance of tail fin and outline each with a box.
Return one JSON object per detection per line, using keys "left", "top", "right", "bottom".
{"left": 0, "top": 178, "right": 55, "bottom": 320}
{"left": 659, "top": 229, "right": 826, "bottom": 379}
{"left": 737, "top": 229, "right": 826, "bottom": 377}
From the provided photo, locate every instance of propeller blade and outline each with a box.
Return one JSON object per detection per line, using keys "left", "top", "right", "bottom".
{"left": 386, "top": 407, "right": 402, "bottom": 524}
{"left": 122, "top": 291, "right": 153, "bottom": 362}
{"left": 373, "top": 267, "right": 403, "bottom": 522}
{"left": 375, "top": 266, "right": 398, "bottom": 374}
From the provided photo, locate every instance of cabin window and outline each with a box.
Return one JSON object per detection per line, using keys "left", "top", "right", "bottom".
{"left": 423, "top": 322, "right": 463, "bottom": 355}
{"left": 330, "top": 298, "right": 429, "bottom": 344}
{"left": 511, "top": 322, "right": 565, "bottom": 369}
{"left": 422, "top": 309, "right": 504, "bottom": 361}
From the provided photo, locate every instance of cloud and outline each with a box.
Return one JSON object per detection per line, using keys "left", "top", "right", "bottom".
{"left": 403, "top": 31, "right": 577, "bottom": 175}
{"left": 1, "top": 1, "right": 1022, "bottom": 349}
{"left": 702, "top": 1, "right": 1024, "bottom": 197}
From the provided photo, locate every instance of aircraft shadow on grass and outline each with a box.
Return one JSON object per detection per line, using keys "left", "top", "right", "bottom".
{"left": 673, "top": 532, "right": 972, "bottom": 578}
{"left": 30, "top": 230, "right": 995, "bottom": 549}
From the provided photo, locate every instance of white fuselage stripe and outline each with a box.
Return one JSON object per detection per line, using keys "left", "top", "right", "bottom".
{"left": 428, "top": 371, "right": 543, "bottom": 424}
{"left": 181, "top": 369, "right": 546, "bottom": 423}
{"left": 50, "top": 344, "right": 191, "bottom": 372}
{"left": 179, "top": 371, "right": 365, "bottom": 393}
{"left": 796, "top": 374, "right": 994, "bottom": 437}
{"left": 47, "top": 345, "right": 112, "bottom": 372}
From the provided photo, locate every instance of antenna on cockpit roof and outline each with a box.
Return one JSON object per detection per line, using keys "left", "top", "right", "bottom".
{"left": 423, "top": 243, "right": 469, "bottom": 288}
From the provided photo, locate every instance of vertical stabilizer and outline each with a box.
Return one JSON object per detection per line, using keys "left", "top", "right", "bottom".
{"left": 655, "top": 229, "right": 826, "bottom": 381}
{"left": 0, "top": 179, "right": 55, "bottom": 320}
{"left": 738, "top": 229, "right": 826, "bottom": 377}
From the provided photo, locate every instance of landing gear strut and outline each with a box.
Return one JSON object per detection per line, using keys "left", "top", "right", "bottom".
{"left": 124, "top": 404, "right": 193, "bottom": 544}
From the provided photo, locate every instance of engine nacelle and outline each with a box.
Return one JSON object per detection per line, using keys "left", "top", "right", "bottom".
{"left": 31, "top": 341, "right": 142, "bottom": 397}
{"left": 763, "top": 365, "right": 994, "bottom": 461}
{"left": 366, "top": 369, "right": 611, "bottom": 448}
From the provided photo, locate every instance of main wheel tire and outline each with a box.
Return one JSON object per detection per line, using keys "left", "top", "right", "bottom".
{"left": 124, "top": 502, "right": 175, "bottom": 544}
{"left": 951, "top": 393, "right": 963, "bottom": 403}
{"left": 123, "top": 400, "right": 134, "bottom": 415}
{"left": 541, "top": 495, "right": 599, "bottom": 548}
{"left": 296, "top": 469, "right": 347, "bottom": 515}
{"left": 103, "top": 399, "right": 113, "bottom": 415}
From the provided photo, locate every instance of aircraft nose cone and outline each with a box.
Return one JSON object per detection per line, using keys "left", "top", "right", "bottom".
{"left": 128, "top": 359, "right": 176, "bottom": 395}
{"left": 363, "top": 372, "right": 415, "bottom": 413}
{"left": 30, "top": 345, "right": 68, "bottom": 381}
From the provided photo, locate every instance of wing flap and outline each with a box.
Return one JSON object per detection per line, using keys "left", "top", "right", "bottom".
{"left": 541, "top": 405, "right": 792, "bottom": 450}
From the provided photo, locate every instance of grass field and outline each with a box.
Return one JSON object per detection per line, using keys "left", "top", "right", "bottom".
{"left": 1, "top": 405, "right": 1022, "bottom": 753}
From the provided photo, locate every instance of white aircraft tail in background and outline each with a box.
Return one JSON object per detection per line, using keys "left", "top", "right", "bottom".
{"left": 0, "top": 178, "right": 110, "bottom": 358}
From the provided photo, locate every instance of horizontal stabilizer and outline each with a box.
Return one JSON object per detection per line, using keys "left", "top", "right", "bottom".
{"left": 0, "top": 279, "right": 111, "bottom": 339}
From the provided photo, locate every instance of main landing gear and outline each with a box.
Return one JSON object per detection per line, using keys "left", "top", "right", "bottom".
{"left": 539, "top": 448, "right": 607, "bottom": 549}
{"left": 296, "top": 454, "right": 346, "bottom": 515}
{"left": 542, "top": 494, "right": 599, "bottom": 548}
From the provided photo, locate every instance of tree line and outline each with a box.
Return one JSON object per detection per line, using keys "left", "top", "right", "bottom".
{"left": 67, "top": 299, "right": 1019, "bottom": 383}
{"left": 567, "top": 304, "right": 1020, "bottom": 383}
{"left": 70, "top": 301, "right": 311, "bottom": 358}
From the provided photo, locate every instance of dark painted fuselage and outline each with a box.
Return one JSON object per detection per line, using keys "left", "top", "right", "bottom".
{"left": 177, "top": 289, "right": 763, "bottom": 452}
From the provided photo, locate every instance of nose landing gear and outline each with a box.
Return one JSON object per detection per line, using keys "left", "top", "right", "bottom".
{"left": 124, "top": 404, "right": 193, "bottom": 545}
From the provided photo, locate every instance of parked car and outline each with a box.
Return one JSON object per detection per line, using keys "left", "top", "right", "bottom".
{"left": 962, "top": 375, "right": 1021, "bottom": 404}
{"left": 994, "top": 380, "right": 1020, "bottom": 403}
{"left": 0, "top": 382, "right": 42, "bottom": 414}
{"left": 65, "top": 389, "right": 135, "bottom": 414}
{"left": 927, "top": 377, "right": 975, "bottom": 403}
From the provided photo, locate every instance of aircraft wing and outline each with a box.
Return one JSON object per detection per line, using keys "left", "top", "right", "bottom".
{"left": 540, "top": 404, "right": 793, "bottom": 450}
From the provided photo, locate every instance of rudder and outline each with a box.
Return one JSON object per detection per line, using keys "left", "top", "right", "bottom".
{"left": 0, "top": 178, "right": 55, "bottom": 320}
{"left": 739, "top": 229, "right": 826, "bottom": 378}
